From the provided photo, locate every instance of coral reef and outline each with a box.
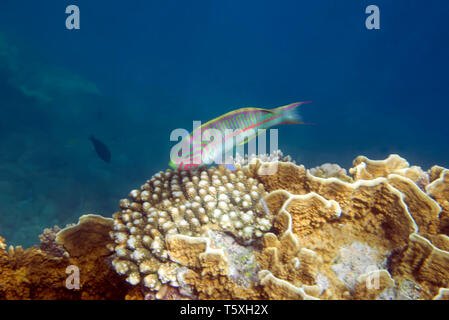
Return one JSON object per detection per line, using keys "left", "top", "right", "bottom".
{"left": 1, "top": 152, "right": 449, "bottom": 300}
{"left": 309, "top": 163, "right": 352, "bottom": 183}
{"left": 426, "top": 169, "right": 449, "bottom": 234}
{"left": 248, "top": 154, "right": 449, "bottom": 299}
{"left": 109, "top": 165, "right": 270, "bottom": 298}
{"left": 56, "top": 214, "right": 113, "bottom": 257}
{"left": 0, "top": 215, "right": 130, "bottom": 299}
{"left": 38, "top": 225, "right": 67, "bottom": 257}
{"left": 230, "top": 150, "right": 294, "bottom": 167}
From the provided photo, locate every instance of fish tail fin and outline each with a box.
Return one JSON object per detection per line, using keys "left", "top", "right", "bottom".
{"left": 275, "top": 101, "right": 312, "bottom": 124}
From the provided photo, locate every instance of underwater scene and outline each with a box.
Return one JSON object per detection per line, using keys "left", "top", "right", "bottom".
{"left": 0, "top": 0, "right": 449, "bottom": 301}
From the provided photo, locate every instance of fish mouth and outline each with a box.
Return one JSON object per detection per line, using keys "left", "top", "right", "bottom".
{"left": 168, "top": 159, "right": 177, "bottom": 170}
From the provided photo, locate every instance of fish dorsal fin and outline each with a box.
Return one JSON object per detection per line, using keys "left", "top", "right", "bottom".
{"left": 196, "top": 107, "right": 274, "bottom": 132}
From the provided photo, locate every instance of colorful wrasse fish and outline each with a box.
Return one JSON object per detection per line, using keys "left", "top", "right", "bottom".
{"left": 169, "top": 101, "right": 311, "bottom": 171}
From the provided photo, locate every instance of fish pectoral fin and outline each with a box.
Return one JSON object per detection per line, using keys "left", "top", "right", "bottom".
{"left": 236, "top": 139, "right": 248, "bottom": 146}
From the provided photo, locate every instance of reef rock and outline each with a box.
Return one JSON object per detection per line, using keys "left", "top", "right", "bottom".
{"left": 0, "top": 215, "right": 129, "bottom": 300}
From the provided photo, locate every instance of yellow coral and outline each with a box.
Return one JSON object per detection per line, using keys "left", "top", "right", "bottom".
{"left": 0, "top": 221, "right": 130, "bottom": 300}
{"left": 426, "top": 169, "right": 449, "bottom": 234}
{"left": 250, "top": 155, "right": 449, "bottom": 300}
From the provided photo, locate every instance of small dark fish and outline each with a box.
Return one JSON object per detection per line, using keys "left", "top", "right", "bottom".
{"left": 89, "top": 135, "right": 111, "bottom": 163}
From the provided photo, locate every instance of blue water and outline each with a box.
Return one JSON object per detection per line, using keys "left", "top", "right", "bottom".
{"left": 0, "top": 0, "right": 448, "bottom": 247}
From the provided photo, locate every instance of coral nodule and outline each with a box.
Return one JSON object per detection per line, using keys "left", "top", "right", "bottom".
{"left": 1, "top": 151, "right": 449, "bottom": 300}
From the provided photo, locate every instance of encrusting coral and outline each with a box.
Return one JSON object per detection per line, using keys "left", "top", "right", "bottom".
{"left": 1, "top": 152, "right": 448, "bottom": 300}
